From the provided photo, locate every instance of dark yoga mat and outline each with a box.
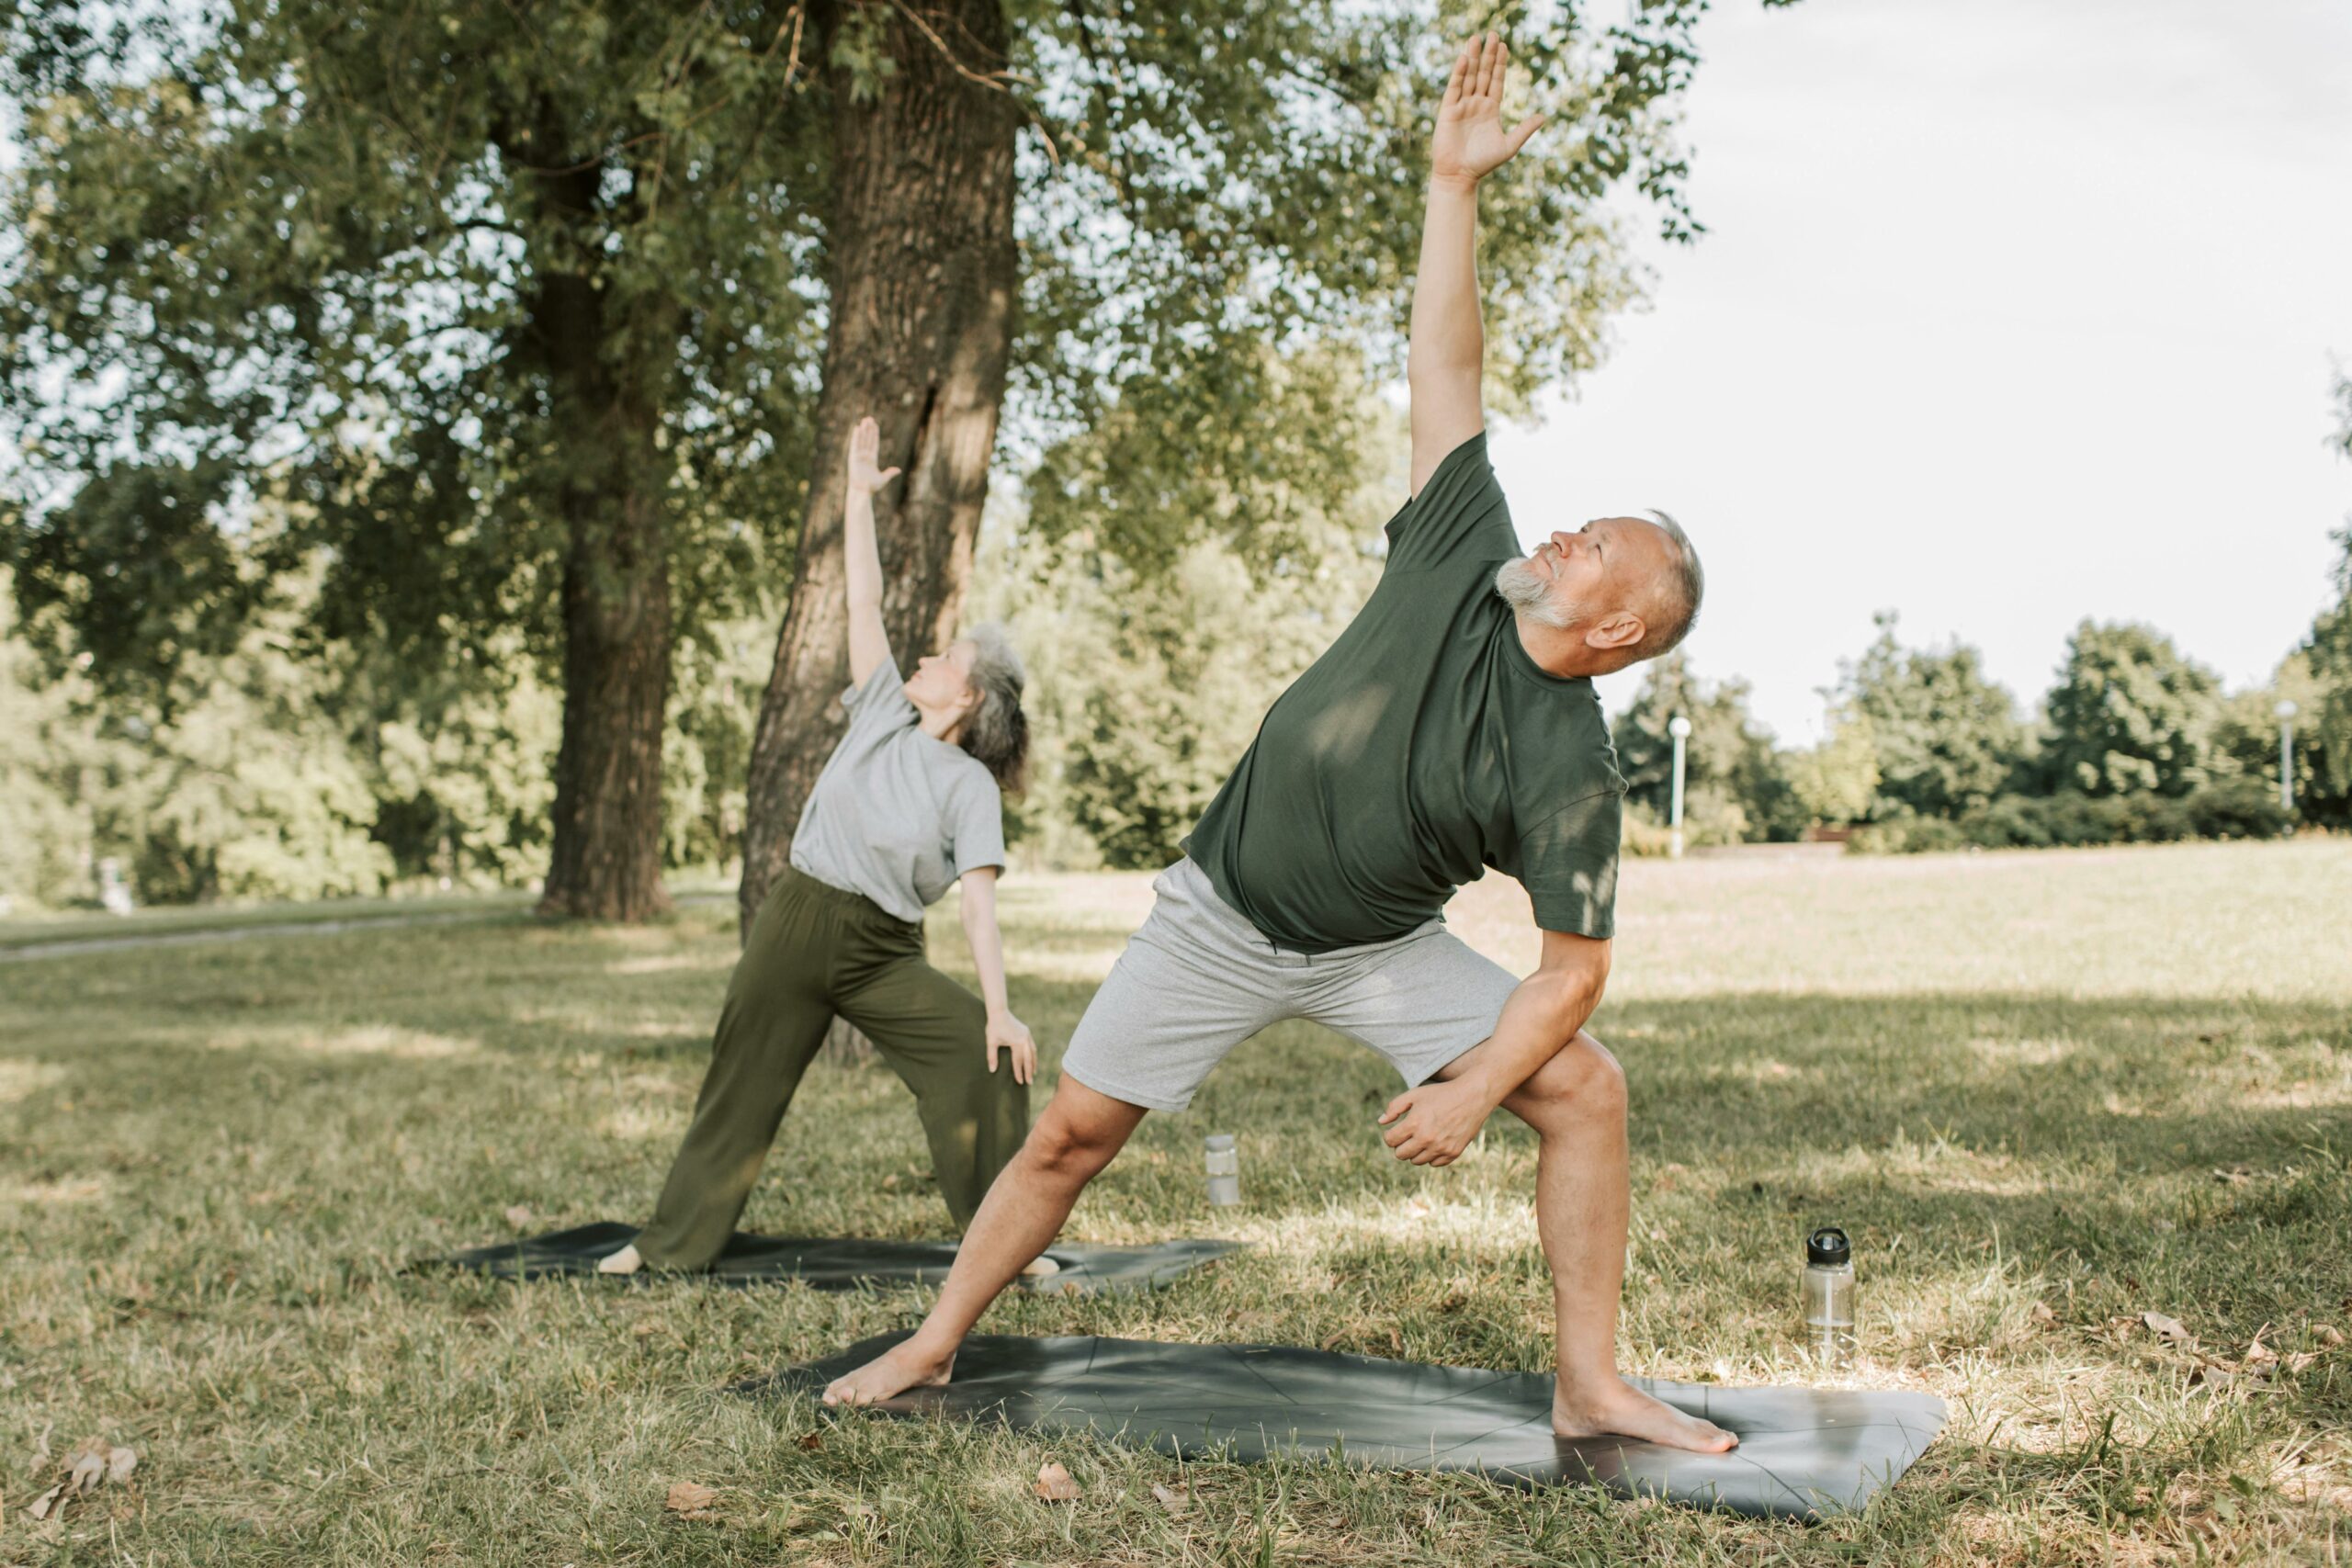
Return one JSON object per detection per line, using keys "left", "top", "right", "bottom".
{"left": 431, "top": 1223, "right": 1242, "bottom": 1296}
{"left": 755, "top": 1331, "right": 1945, "bottom": 1519}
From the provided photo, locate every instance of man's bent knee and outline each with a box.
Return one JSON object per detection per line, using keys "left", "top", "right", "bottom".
{"left": 1514, "top": 1032, "right": 1627, "bottom": 1123}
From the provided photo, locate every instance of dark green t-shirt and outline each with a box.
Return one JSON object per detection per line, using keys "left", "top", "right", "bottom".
{"left": 1182, "top": 433, "right": 1624, "bottom": 951}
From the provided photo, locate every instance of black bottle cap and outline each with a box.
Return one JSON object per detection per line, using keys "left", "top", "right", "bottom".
{"left": 1806, "top": 1227, "right": 1851, "bottom": 1267}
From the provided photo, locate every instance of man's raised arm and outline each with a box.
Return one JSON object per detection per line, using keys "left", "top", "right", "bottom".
{"left": 1408, "top": 33, "right": 1545, "bottom": 497}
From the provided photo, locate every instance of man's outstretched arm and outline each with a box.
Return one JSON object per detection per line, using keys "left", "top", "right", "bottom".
{"left": 1408, "top": 32, "right": 1545, "bottom": 497}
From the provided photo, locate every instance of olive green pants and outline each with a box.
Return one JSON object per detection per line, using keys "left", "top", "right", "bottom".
{"left": 632, "top": 867, "right": 1028, "bottom": 1269}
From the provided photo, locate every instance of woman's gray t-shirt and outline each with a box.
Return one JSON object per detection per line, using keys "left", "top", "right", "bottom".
{"left": 788, "top": 654, "right": 1007, "bottom": 922}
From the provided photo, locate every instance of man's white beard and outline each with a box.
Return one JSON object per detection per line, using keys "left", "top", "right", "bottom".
{"left": 1493, "top": 557, "right": 1577, "bottom": 630}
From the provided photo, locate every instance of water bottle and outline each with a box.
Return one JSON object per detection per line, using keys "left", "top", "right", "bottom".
{"left": 1204, "top": 1134, "right": 1241, "bottom": 1208}
{"left": 1802, "top": 1226, "right": 1857, "bottom": 1368}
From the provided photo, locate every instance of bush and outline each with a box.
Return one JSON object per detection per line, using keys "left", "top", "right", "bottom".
{"left": 1865, "top": 785, "right": 2299, "bottom": 855}
{"left": 2185, "top": 776, "right": 2294, "bottom": 840}
{"left": 1847, "top": 811, "right": 1969, "bottom": 855}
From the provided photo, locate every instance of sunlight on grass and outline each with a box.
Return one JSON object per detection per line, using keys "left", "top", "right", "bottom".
{"left": 1, "top": 838, "right": 2346, "bottom": 1564}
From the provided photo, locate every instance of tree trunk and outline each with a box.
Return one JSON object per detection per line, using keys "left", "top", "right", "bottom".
{"left": 738, "top": 0, "right": 1021, "bottom": 937}
{"left": 537, "top": 476, "right": 674, "bottom": 921}
{"left": 531, "top": 193, "right": 677, "bottom": 921}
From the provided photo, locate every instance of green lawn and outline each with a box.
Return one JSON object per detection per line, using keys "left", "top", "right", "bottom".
{"left": 3, "top": 840, "right": 2347, "bottom": 1564}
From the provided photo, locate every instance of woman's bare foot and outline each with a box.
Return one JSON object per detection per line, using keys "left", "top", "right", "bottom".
{"left": 1553, "top": 1377, "right": 1738, "bottom": 1452}
{"left": 596, "top": 1243, "right": 644, "bottom": 1276}
{"left": 822, "top": 1337, "right": 957, "bottom": 1406}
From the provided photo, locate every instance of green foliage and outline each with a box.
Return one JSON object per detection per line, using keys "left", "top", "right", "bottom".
{"left": 0, "top": 556, "right": 765, "bottom": 908}
{"left": 1849, "top": 781, "right": 2291, "bottom": 855}
{"left": 3, "top": 0, "right": 1756, "bottom": 906}
{"left": 1, "top": 0, "right": 820, "bottom": 697}
{"left": 1784, "top": 708, "right": 1879, "bottom": 827}
{"left": 978, "top": 377, "right": 1395, "bottom": 870}
{"left": 1831, "top": 613, "right": 2024, "bottom": 819}
{"left": 1613, "top": 651, "right": 1804, "bottom": 844}
{"left": 2041, "top": 620, "right": 2222, "bottom": 797}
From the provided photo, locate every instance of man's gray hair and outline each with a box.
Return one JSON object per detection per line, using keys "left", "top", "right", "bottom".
{"left": 958, "top": 622, "right": 1029, "bottom": 788}
{"left": 1637, "top": 509, "right": 1703, "bottom": 660}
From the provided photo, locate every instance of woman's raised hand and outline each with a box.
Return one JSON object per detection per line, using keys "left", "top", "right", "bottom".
{"left": 846, "top": 415, "right": 902, "bottom": 495}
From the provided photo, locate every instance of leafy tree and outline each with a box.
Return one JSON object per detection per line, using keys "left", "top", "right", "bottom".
{"left": 739, "top": 0, "right": 1795, "bottom": 930}
{"left": 1613, "top": 651, "right": 1803, "bottom": 843}
{"left": 1830, "top": 613, "right": 2024, "bottom": 819}
{"left": 976, "top": 378, "right": 1392, "bottom": 868}
{"left": 0, "top": 0, "right": 1781, "bottom": 928}
{"left": 2041, "top": 620, "right": 2222, "bottom": 798}
{"left": 2295, "top": 377, "right": 2352, "bottom": 819}
{"left": 1785, "top": 707, "right": 1878, "bottom": 827}
{"left": 3, "top": 0, "right": 820, "bottom": 919}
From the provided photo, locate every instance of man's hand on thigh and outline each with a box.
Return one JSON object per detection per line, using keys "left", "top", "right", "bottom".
{"left": 1377, "top": 1077, "right": 1498, "bottom": 1167}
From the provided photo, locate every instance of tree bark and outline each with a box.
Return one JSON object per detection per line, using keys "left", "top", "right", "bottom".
{"left": 738, "top": 0, "right": 1021, "bottom": 936}
{"left": 530, "top": 159, "right": 677, "bottom": 923}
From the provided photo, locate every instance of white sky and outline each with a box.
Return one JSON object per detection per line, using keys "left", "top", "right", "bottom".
{"left": 1487, "top": 0, "right": 2352, "bottom": 743}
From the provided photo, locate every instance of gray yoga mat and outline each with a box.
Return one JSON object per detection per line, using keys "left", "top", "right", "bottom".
{"left": 431, "top": 1223, "right": 1242, "bottom": 1295}
{"left": 756, "top": 1331, "right": 1946, "bottom": 1519}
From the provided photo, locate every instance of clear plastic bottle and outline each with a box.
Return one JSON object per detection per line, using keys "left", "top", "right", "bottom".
{"left": 1802, "top": 1226, "right": 1857, "bottom": 1368}
{"left": 1204, "top": 1134, "right": 1241, "bottom": 1207}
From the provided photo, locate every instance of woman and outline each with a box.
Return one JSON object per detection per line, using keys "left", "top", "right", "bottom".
{"left": 602, "top": 414, "right": 1035, "bottom": 1274}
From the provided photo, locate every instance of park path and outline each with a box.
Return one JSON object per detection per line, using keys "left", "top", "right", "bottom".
{"left": 0, "top": 892, "right": 734, "bottom": 964}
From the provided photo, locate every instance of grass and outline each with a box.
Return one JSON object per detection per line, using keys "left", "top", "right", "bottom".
{"left": 2, "top": 837, "right": 2347, "bottom": 1564}
{"left": 0, "top": 873, "right": 736, "bottom": 953}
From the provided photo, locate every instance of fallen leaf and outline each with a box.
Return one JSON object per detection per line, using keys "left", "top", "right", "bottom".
{"left": 1319, "top": 1329, "right": 1350, "bottom": 1352}
{"left": 1151, "top": 1482, "right": 1190, "bottom": 1516}
{"left": 797, "top": 1432, "right": 823, "bottom": 1452}
{"left": 28, "top": 1483, "right": 64, "bottom": 1521}
{"left": 665, "top": 1480, "right": 719, "bottom": 1516}
{"left": 66, "top": 1448, "right": 107, "bottom": 1495}
{"left": 503, "top": 1205, "right": 533, "bottom": 1227}
{"left": 2030, "top": 1303, "right": 2056, "bottom": 1325}
{"left": 632, "top": 1320, "right": 662, "bottom": 1339}
{"left": 1403, "top": 1198, "right": 1431, "bottom": 1220}
{"left": 2244, "top": 1336, "right": 2278, "bottom": 1370}
{"left": 1034, "top": 1461, "right": 1081, "bottom": 1503}
{"left": 2317, "top": 1325, "right": 2346, "bottom": 1348}
{"left": 2143, "top": 1311, "right": 2193, "bottom": 1345}
{"left": 107, "top": 1447, "right": 137, "bottom": 1484}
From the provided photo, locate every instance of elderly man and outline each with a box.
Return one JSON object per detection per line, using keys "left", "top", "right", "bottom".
{"left": 827, "top": 32, "right": 1728, "bottom": 1454}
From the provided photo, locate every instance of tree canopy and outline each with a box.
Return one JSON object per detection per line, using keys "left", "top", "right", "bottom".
{"left": 3, "top": 0, "right": 1772, "bottom": 920}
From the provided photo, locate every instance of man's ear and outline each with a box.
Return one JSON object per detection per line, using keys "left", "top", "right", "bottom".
{"left": 1584, "top": 611, "right": 1645, "bottom": 651}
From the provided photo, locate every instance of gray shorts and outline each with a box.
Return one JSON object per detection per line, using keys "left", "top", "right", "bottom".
{"left": 1058, "top": 857, "right": 1521, "bottom": 1112}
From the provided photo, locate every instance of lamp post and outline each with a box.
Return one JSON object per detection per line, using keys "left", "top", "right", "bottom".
{"left": 2276, "top": 699, "right": 2299, "bottom": 816}
{"left": 1668, "top": 715, "right": 1692, "bottom": 859}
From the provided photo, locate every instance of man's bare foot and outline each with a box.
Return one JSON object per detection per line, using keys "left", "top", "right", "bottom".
{"left": 1018, "top": 1253, "right": 1061, "bottom": 1278}
{"left": 597, "top": 1244, "right": 643, "bottom": 1276}
{"left": 822, "top": 1337, "right": 956, "bottom": 1406}
{"left": 1553, "top": 1377, "right": 1738, "bottom": 1452}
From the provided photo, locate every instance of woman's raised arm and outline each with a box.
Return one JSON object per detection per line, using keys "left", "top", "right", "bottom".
{"left": 842, "top": 415, "right": 899, "bottom": 685}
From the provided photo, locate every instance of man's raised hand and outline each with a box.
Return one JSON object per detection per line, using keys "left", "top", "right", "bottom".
{"left": 1430, "top": 32, "right": 1545, "bottom": 187}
